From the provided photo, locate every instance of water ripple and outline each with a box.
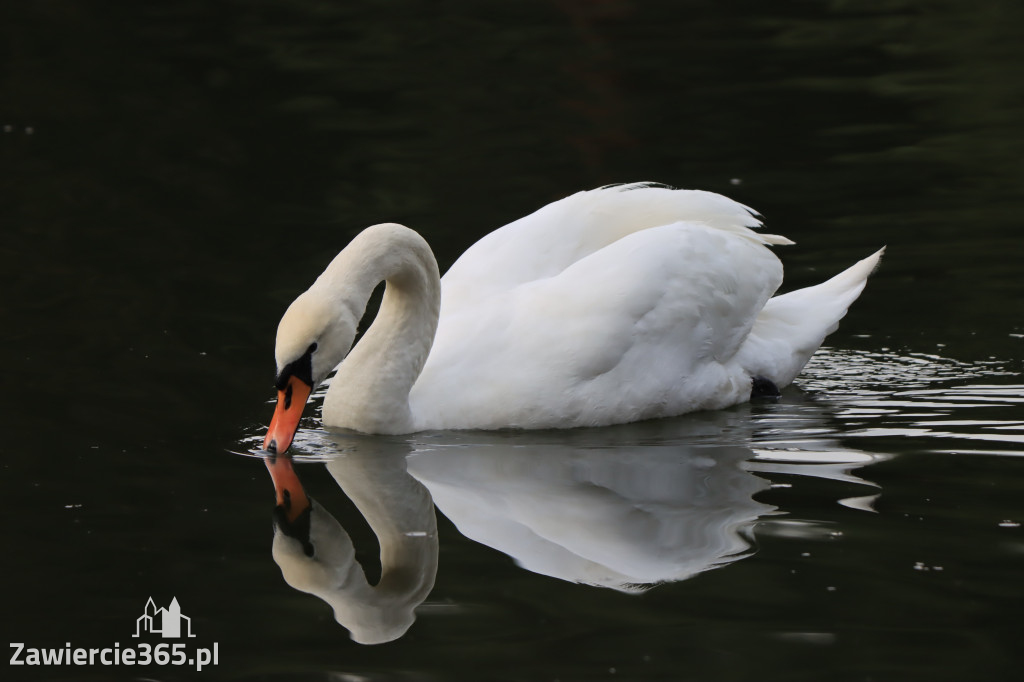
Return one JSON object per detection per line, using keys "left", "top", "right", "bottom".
{"left": 795, "top": 348, "right": 1024, "bottom": 456}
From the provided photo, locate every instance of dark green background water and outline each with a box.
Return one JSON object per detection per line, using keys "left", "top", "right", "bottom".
{"left": 3, "top": 1, "right": 1023, "bottom": 680}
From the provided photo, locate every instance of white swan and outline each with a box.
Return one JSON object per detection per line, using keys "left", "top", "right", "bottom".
{"left": 264, "top": 183, "right": 883, "bottom": 452}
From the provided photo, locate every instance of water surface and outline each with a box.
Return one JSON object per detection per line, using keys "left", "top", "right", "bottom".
{"left": 3, "top": 1, "right": 1023, "bottom": 680}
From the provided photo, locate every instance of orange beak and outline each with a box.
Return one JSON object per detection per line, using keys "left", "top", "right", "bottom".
{"left": 263, "top": 375, "right": 313, "bottom": 455}
{"left": 265, "top": 455, "right": 311, "bottom": 523}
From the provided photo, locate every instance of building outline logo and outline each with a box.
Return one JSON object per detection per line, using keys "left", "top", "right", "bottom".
{"left": 132, "top": 597, "right": 196, "bottom": 638}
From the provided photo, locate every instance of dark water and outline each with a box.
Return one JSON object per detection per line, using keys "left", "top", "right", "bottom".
{"left": 3, "top": 1, "right": 1024, "bottom": 680}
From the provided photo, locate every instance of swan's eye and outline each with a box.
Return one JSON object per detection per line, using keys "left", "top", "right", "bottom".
{"left": 307, "top": 342, "right": 318, "bottom": 355}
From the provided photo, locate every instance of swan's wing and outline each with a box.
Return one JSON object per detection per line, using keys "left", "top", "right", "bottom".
{"left": 411, "top": 221, "right": 783, "bottom": 429}
{"left": 439, "top": 184, "right": 790, "bottom": 317}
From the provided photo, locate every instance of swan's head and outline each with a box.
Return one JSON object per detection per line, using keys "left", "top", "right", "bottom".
{"left": 264, "top": 289, "right": 358, "bottom": 454}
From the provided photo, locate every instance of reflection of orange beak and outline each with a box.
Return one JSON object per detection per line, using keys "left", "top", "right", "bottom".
{"left": 265, "top": 455, "right": 311, "bottom": 523}
{"left": 263, "top": 375, "right": 312, "bottom": 455}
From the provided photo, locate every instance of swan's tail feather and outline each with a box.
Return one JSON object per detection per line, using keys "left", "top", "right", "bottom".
{"left": 760, "top": 233, "right": 796, "bottom": 246}
{"left": 737, "top": 247, "right": 885, "bottom": 387}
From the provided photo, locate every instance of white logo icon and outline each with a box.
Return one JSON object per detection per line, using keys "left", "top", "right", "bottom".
{"left": 132, "top": 597, "right": 196, "bottom": 638}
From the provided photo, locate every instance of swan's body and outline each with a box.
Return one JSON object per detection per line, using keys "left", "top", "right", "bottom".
{"left": 264, "top": 183, "right": 882, "bottom": 449}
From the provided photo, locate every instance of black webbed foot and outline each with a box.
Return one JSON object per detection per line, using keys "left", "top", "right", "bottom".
{"left": 751, "top": 375, "right": 781, "bottom": 400}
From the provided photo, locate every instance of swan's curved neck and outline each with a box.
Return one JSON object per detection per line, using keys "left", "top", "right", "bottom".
{"left": 320, "top": 224, "right": 441, "bottom": 434}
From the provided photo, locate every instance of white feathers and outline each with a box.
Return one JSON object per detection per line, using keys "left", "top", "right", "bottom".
{"left": 272, "top": 184, "right": 881, "bottom": 434}
{"left": 735, "top": 248, "right": 885, "bottom": 387}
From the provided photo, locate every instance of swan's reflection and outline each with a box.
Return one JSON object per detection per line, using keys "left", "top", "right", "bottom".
{"left": 409, "top": 438, "right": 772, "bottom": 592}
{"left": 262, "top": 404, "right": 886, "bottom": 643}
{"left": 266, "top": 442, "right": 437, "bottom": 645}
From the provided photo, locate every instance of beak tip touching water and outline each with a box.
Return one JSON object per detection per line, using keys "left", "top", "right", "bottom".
{"left": 263, "top": 422, "right": 292, "bottom": 455}
{"left": 264, "top": 375, "right": 313, "bottom": 456}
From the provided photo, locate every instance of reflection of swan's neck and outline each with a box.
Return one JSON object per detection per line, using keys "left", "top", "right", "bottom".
{"left": 328, "top": 452, "right": 437, "bottom": 599}
{"left": 321, "top": 224, "right": 442, "bottom": 434}
{"left": 273, "top": 450, "right": 437, "bottom": 645}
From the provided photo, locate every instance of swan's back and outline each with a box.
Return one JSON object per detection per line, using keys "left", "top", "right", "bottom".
{"left": 439, "top": 183, "right": 791, "bottom": 316}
